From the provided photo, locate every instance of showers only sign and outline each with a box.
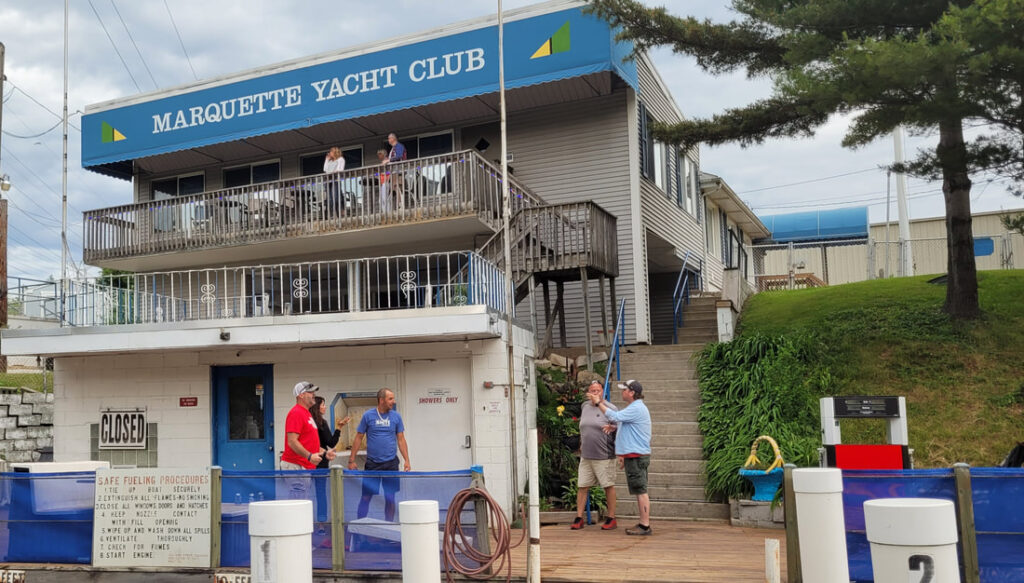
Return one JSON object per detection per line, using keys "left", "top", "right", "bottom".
{"left": 92, "top": 468, "right": 211, "bottom": 567}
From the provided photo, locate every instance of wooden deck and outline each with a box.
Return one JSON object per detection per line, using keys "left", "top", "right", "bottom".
{"left": 508, "top": 521, "right": 788, "bottom": 582}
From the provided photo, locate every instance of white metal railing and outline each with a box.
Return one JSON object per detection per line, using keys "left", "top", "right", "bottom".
{"left": 59, "top": 251, "right": 507, "bottom": 327}
{"left": 83, "top": 150, "right": 545, "bottom": 263}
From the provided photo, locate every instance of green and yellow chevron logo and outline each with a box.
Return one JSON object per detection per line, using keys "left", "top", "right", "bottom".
{"left": 531, "top": 21, "right": 570, "bottom": 59}
{"left": 101, "top": 121, "right": 126, "bottom": 143}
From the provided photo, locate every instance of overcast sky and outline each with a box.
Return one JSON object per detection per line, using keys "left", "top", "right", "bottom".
{"left": 0, "top": 0, "right": 1020, "bottom": 281}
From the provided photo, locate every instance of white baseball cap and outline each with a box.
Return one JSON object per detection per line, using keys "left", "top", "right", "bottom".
{"left": 293, "top": 381, "right": 319, "bottom": 397}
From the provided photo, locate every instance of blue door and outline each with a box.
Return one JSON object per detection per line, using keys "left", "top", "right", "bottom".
{"left": 212, "top": 365, "right": 275, "bottom": 471}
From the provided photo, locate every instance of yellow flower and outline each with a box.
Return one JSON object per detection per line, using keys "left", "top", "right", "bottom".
{"left": 556, "top": 405, "right": 565, "bottom": 417}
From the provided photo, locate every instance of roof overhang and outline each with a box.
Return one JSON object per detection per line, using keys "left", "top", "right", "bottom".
{"left": 81, "top": 2, "right": 637, "bottom": 180}
{"left": 1, "top": 305, "right": 504, "bottom": 357}
{"left": 700, "top": 173, "right": 771, "bottom": 239}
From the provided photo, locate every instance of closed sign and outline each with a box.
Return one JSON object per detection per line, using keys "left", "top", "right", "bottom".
{"left": 100, "top": 410, "right": 147, "bottom": 449}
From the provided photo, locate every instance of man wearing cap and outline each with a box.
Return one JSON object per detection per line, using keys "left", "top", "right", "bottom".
{"left": 589, "top": 379, "right": 652, "bottom": 535}
{"left": 281, "top": 381, "right": 336, "bottom": 471}
{"left": 348, "top": 387, "right": 410, "bottom": 521}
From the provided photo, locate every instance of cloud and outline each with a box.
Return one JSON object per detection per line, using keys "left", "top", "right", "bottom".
{"left": 0, "top": 0, "right": 1019, "bottom": 281}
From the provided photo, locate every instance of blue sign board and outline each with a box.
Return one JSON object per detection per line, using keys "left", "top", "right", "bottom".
{"left": 974, "top": 237, "right": 994, "bottom": 257}
{"left": 82, "top": 7, "right": 637, "bottom": 169}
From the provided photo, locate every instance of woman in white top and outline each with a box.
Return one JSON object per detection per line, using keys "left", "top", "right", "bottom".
{"left": 324, "top": 147, "right": 346, "bottom": 216}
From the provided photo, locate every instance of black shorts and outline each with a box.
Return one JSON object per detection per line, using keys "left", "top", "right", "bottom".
{"left": 623, "top": 455, "right": 650, "bottom": 495}
{"left": 361, "top": 457, "right": 401, "bottom": 497}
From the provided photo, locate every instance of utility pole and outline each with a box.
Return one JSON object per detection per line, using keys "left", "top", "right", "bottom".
{"left": 893, "top": 128, "right": 914, "bottom": 277}
{"left": 0, "top": 42, "right": 8, "bottom": 372}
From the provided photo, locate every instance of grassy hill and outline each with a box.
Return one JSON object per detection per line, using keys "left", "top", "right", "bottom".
{"left": 737, "top": 270, "right": 1024, "bottom": 467}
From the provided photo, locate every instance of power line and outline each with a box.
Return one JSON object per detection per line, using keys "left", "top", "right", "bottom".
{"left": 2, "top": 112, "right": 82, "bottom": 139}
{"left": 737, "top": 167, "right": 883, "bottom": 194}
{"left": 110, "top": 0, "right": 159, "bottom": 90}
{"left": 87, "top": 0, "right": 142, "bottom": 92}
{"left": 5, "top": 83, "right": 82, "bottom": 132}
{"left": 752, "top": 177, "right": 1014, "bottom": 212}
{"left": 1, "top": 146, "right": 86, "bottom": 217}
{"left": 163, "top": 0, "right": 198, "bottom": 81}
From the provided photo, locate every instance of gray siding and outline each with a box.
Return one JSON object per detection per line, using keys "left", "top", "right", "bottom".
{"left": 636, "top": 56, "right": 708, "bottom": 341}
{"left": 508, "top": 91, "right": 639, "bottom": 346}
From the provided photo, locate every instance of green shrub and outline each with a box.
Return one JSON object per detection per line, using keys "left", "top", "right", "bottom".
{"left": 697, "top": 333, "right": 833, "bottom": 500}
{"left": 535, "top": 367, "right": 586, "bottom": 503}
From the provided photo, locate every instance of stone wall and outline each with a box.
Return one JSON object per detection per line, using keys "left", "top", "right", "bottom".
{"left": 0, "top": 390, "right": 54, "bottom": 462}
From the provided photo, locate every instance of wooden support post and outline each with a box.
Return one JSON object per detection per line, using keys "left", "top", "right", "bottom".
{"left": 765, "top": 538, "right": 781, "bottom": 583}
{"left": 331, "top": 466, "right": 346, "bottom": 572}
{"left": 528, "top": 274, "right": 539, "bottom": 349}
{"left": 542, "top": 281, "right": 551, "bottom": 354}
{"left": 209, "top": 466, "right": 222, "bottom": 569}
{"left": 783, "top": 463, "right": 802, "bottom": 583}
{"left": 609, "top": 277, "right": 618, "bottom": 334}
{"left": 598, "top": 275, "right": 609, "bottom": 347}
{"left": 953, "top": 463, "right": 980, "bottom": 583}
{"left": 580, "top": 268, "right": 593, "bottom": 370}
{"left": 471, "top": 469, "right": 492, "bottom": 574}
{"left": 540, "top": 293, "right": 562, "bottom": 358}
{"left": 556, "top": 281, "right": 567, "bottom": 348}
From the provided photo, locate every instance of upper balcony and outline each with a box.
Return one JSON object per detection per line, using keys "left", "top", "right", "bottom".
{"left": 84, "top": 151, "right": 542, "bottom": 271}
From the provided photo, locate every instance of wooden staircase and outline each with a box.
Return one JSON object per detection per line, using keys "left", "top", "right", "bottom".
{"left": 611, "top": 295, "right": 728, "bottom": 521}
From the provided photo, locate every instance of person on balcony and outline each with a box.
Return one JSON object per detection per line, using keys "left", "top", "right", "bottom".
{"left": 376, "top": 148, "right": 393, "bottom": 215}
{"left": 385, "top": 133, "right": 407, "bottom": 213}
{"left": 323, "top": 147, "right": 346, "bottom": 217}
{"left": 347, "top": 387, "right": 411, "bottom": 522}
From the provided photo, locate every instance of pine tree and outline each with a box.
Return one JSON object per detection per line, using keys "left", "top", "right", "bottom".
{"left": 589, "top": 0, "right": 1023, "bottom": 319}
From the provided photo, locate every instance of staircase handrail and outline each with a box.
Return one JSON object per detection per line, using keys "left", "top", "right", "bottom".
{"left": 671, "top": 252, "right": 703, "bottom": 344}
{"left": 602, "top": 298, "right": 627, "bottom": 401}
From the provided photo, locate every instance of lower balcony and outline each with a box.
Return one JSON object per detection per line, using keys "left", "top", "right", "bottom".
{"left": 83, "top": 151, "right": 541, "bottom": 271}
{"left": 2, "top": 251, "right": 509, "bottom": 356}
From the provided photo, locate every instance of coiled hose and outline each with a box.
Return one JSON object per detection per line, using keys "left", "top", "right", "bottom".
{"left": 442, "top": 485, "right": 525, "bottom": 582}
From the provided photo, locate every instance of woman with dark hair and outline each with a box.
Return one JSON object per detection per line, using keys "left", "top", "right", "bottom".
{"left": 308, "top": 396, "right": 351, "bottom": 469}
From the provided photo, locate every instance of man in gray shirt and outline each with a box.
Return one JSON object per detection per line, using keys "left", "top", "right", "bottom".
{"left": 571, "top": 380, "right": 618, "bottom": 530}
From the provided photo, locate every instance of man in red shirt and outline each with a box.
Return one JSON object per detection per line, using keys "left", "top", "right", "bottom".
{"left": 281, "top": 381, "right": 336, "bottom": 470}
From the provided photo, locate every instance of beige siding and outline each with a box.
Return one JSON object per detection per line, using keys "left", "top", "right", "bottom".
{"left": 508, "top": 91, "right": 637, "bottom": 346}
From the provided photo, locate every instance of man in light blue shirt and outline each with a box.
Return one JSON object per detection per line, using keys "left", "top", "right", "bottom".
{"left": 590, "top": 379, "right": 652, "bottom": 535}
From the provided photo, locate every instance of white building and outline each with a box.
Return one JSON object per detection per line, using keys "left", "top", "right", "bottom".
{"left": 2, "top": 0, "right": 763, "bottom": 514}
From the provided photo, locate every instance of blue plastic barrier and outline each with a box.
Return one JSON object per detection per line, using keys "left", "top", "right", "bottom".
{"left": 341, "top": 469, "right": 476, "bottom": 571}
{"left": 220, "top": 469, "right": 333, "bottom": 569}
{"left": 0, "top": 471, "right": 97, "bottom": 564}
{"left": 971, "top": 468, "right": 1024, "bottom": 582}
{"left": 840, "top": 468, "right": 1024, "bottom": 582}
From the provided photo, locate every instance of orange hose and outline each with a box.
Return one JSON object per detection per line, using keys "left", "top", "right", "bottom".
{"left": 442, "top": 486, "right": 525, "bottom": 582}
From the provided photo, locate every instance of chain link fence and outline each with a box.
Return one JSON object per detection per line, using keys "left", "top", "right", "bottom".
{"left": 750, "top": 232, "right": 1022, "bottom": 292}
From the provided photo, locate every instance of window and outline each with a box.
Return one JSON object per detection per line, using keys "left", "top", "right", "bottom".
{"left": 151, "top": 172, "right": 204, "bottom": 199}
{"left": 705, "top": 204, "right": 715, "bottom": 253}
{"left": 639, "top": 103, "right": 654, "bottom": 179}
{"left": 300, "top": 147, "right": 363, "bottom": 176}
{"left": 677, "top": 155, "right": 698, "bottom": 216}
{"left": 653, "top": 141, "right": 667, "bottom": 191}
{"left": 223, "top": 160, "right": 280, "bottom": 188}
{"left": 397, "top": 131, "right": 455, "bottom": 160}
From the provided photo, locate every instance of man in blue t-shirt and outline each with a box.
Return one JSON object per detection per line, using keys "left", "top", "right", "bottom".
{"left": 348, "top": 387, "right": 410, "bottom": 521}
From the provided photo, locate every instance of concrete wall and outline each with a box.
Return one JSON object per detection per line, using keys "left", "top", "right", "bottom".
{"left": 0, "top": 391, "right": 54, "bottom": 462}
{"left": 53, "top": 328, "right": 533, "bottom": 515}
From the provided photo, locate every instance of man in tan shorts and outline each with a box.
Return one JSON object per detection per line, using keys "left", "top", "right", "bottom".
{"left": 571, "top": 380, "right": 618, "bottom": 530}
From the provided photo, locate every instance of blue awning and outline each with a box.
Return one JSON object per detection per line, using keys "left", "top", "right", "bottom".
{"left": 758, "top": 207, "right": 869, "bottom": 242}
{"left": 81, "top": 6, "right": 637, "bottom": 177}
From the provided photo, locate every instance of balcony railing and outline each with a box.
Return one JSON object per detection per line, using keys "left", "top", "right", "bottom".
{"left": 51, "top": 251, "right": 506, "bottom": 327}
{"left": 480, "top": 201, "right": 619, "bottom": 283}
{"left": 83, "top": 150, "right": 545, "bottom": 263}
